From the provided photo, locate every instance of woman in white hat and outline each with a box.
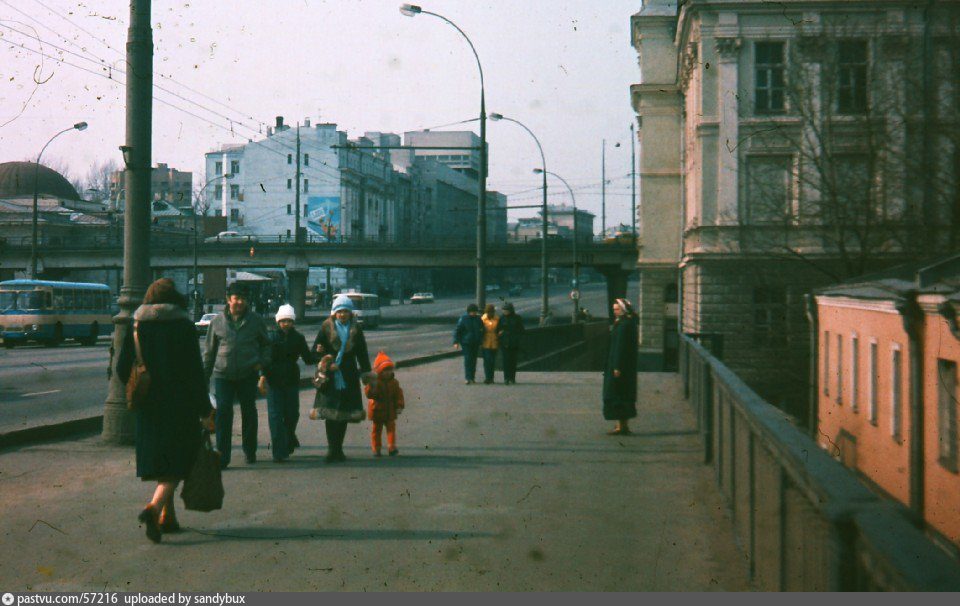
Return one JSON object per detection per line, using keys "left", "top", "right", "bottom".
{"left": 260, "top": 304, "right": 317, "bottom": 462}
{"left": 311, "top": 294, "right": 372, "bottom": 462}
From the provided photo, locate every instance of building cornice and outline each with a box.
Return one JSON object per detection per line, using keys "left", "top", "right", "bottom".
{"left": 815, "top": 295, "right": 900, "bottom": 315}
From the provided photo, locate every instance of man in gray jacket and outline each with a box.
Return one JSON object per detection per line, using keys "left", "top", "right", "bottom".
{"left": 204, "top": 283, "right": 271, "bottom": 468}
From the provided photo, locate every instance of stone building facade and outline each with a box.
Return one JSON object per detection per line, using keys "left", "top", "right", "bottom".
{"left": 632, "top": 0, "right": 960, "bottom": 418}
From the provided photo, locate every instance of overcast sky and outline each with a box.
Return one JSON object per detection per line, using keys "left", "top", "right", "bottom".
{"left": 0, "top": 0, "right": 642, "bottom": 229}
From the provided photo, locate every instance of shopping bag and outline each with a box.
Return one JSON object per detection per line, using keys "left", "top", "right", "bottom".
{"left": 181, "top": 430, "right": 224, "bottom": 512}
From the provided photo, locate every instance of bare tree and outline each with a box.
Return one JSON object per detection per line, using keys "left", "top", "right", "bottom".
{"left": 80, "top": 159, "right": 120, "bottom": 202}
{"left": 736, "top": 10, "right": 960, "bottom": 280}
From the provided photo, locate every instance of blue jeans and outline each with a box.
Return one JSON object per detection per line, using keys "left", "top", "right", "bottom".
{"left": 214, "top": 376, "right": 259, "bottom": 468}
{"left": 267, "top": 385, "right": 300, "bottom": 461}
{"left": 461, "top": 344, "right": 479, "bottom": 381}
{"left": 482, "top": 348, "right": 498, "bottom": 382}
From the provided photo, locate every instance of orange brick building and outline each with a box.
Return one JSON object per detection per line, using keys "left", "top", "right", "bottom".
{"left": 815, "top": 256, "right": 960, "bottom": 549}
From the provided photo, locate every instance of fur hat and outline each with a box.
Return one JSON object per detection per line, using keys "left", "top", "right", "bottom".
{"left": 331, "top": 294, "right": 355, "bottom": 314}
{"left": 374, "top": 351, "right": 395, "bottom": 374}
{"left": 466, "top": 303, "right": 479, "bottom": 313}
{"left": 275, "top": 304, "right": 296, "bottom": 322}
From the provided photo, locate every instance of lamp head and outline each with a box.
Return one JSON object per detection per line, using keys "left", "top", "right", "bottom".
{"left": 532, "top": 168, "right": 544, "bottom": 175}
{"left": 224, "top": 173, "right": 235, "bottom": 180}
{"left": 399, "top": 4, "right": 422, "bottom": 16}
{"left": 119, "top": 145, "right": 133, "bottom": 168}
{"left": 489, "top": 112, "right": 504, "bottom": 121}
{"left": 74, "top": 121, "right": 88, "bottom": 131}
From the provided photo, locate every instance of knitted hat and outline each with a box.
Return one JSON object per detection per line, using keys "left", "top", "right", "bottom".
{"left": 275, "top": 304, "right": 296, "bottom": 322}
{"left": 331, "top": 294, "right": 355, "bottom": 314}
{"left": 374, "top": 351, "right": 394, "bottom": 373}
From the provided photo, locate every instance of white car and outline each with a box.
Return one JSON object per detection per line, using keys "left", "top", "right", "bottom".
{"left": 195, "top": 313, "right": 218, "bottom": 334}
{"left": 410, "top": 292, "right": 435, "bottom": 304}
{"left": 204, "top": 231, "right": 258, "bottom": 243}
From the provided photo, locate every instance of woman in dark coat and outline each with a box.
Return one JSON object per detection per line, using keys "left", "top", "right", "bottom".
{"left": 312, "top": 294, "right": 371, "bottom": 463}
{"left": 117, "top": 278, "right": 214, "bottom": 543}
{"left": 603, "top": 297, "right": 638, "bottom": 435}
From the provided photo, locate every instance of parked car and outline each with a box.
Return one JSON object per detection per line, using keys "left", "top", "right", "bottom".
{"left": 195, "top": 313, "right": 218, "bottom": 334}
{"left": 204, "top": 231, "right": 258, "bottom": 243}
{"left": 410, "top": 292, "right": 435, "bottom": 304}
{"left": 485, "top": 284, "right": 501, "bottom": 293}
{"left": 508, "top": 285, "right": 523, "bottom": 296}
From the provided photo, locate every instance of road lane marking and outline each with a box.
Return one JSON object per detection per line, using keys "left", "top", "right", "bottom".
{"left": 22, "top": 389, "right": 62, "bottom": 397}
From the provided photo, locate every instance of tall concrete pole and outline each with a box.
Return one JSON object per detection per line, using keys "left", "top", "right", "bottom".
{"left": 103, "top": 0, "right": 153, "bottom": 445}
{"left": 601, "top": 138, "right": 606, "bottom": 237}
{"left": 477, "top": 93, "right": 487, "bottom": 308}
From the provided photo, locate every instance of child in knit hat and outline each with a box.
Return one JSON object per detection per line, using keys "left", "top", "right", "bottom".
{"left": 364, "top": 351, "right": 405, "bottom": 457}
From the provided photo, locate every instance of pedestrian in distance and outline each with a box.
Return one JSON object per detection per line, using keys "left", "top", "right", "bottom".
{"left": 497, "top": 302, "right": 525, "bottom": 385}
{"left": 603, "top": 298, "right": 639, "bottom": 435}
{"left": 312, "top": 294, "right": 372, "bottom": 463}
{"left": 117, "top": 278, "right": 214, "bottom": 543}
{"left": 480, "top": 303, "right": 500, "bottom": 384}
{"left": 365, "top": 351, "right": 405, "bottom": 457}
{"left": 261, "top": 304, "right": 317, "bottom": 463}
{"left": 453, "top": 303, "right": 483, "bottom": 384}
{"left": 203, "top": 283, "right": 271, "bottom": 469}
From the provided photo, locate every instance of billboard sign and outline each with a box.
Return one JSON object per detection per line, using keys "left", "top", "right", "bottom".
{"left": 306, "top": 196, "right": 340, "bottom": 241}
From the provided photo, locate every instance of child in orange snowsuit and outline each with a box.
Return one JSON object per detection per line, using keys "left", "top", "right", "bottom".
{"left": 365, "top": 351, "right": 405, "bottom": 456}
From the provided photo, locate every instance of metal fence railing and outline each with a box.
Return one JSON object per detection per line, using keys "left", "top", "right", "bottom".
{"left": 679, "top": 334, "right": 960, "bottom": 591}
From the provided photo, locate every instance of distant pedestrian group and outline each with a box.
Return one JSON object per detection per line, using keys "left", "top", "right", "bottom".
{"left": 453, "top": 301, "right": 525, "bottom": 385}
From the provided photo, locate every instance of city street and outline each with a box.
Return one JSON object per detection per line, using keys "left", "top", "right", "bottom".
{"left": 0, "top": 282, "right": 625, "bottom": 434}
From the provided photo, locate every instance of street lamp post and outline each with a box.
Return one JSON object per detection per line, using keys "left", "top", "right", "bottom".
{"left": 535, "top": 169, "right": 579, "bottom": 323}
{"left": 31, "top": 122, "right": 88, "bottom": 278}
{"left": 192, "top": 172, "right": 232, "bottom": 320}
{"left": 400, "top": 4, "right": 488, "bottom": 307}
{"left": 489, "top": 112, "right": 550, "bottom": 324}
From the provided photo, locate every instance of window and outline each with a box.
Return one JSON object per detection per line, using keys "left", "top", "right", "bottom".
{"left": 304, "top": 206, "right": 308, "bottom": 217}
{"left": 215, "top": 161, "right": 223, "bottom": 175}
{"left": 286, "top": 229, "right": 291, "bottom": 237}
{"left": 746, "top": 156, "right": 793, "bottom": 223}
{"left": 755, "top": 41, "right": 786, "bottom": 114}
{"left": 304, "top": 154, "right": 310, "bottom": 166}
{"left": 837, "top": 40, "right": 867, "bottom": 114}
{"left": 938, "top": 359, "right": 958, "bottom": 472}
{"left": 287, "top": 178, "right": 292, "bottom": 190}
{"left": 869, "top": 341, "right": 878, "bottom": 424}
{"left": 303, "top": 179, "right": 309, "bottom": 193}
{"left": 287, "top": 154, "right": 292, "bottom": 165}
{"left": 230, "top": 208, "right": 239, "bottom": 222}
{"left": 851, "top": 335, "right": 860, "bottom": 412}
{"left": 753, "top": 286, "right": 787, "bottom": 346}
{"left": 892, "top": 346, "right": 903, "bottom": 441}
{"left": 230, "top": 160, "right": 240, "bottom": 175}
{"left": 836, "top": 334, "right": 844, "bottom": 404}
{"left": 229, "top": 184, "right": 239, "bottom": 200}
{"left": 214, "top": 185, "right": 223, "bottom": 199}
{"left": 824, "top": 331, "right": 830, "bottom": 395}
{"left": 287, "top": 204, "right": 292, "bottom": 215}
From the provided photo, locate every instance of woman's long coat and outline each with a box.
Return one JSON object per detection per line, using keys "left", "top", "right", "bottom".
{"left": 312, "top": 316, "right": 371, "bottom": 422}
{"left": 117, "top": 303, "right": 212, "bottom": 480}
{"left": 602, "top": 315, "right": 638, "bottom": 421}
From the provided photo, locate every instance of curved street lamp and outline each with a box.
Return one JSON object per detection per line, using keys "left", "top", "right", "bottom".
{"left": 399, "top": 4, "right": 488, "bottom": 306}
{"left": 534, "top": 169, "right": 580, "bottom": 323}
{"left": 489, "top": 112, "right": 550, "bottom": 324}
{"left": 31, "top": 121, "right": 88, "bottom": 277}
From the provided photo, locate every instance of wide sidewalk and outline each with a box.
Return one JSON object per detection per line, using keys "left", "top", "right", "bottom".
{"left": 0, "top": 359, "right": 750, "bottom": 591}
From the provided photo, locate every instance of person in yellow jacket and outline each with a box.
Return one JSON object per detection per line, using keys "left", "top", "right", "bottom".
{"left": 480, "top": 303, "right": 500, "bottom": 384}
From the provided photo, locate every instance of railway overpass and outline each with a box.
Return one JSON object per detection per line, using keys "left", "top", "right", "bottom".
{"left": 1, "top": 235, "right": 638, "bottom": 313}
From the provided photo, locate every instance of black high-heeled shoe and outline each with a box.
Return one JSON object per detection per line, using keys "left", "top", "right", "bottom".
{"left": 138, "top": 506, "right": 162, "bottom": 543}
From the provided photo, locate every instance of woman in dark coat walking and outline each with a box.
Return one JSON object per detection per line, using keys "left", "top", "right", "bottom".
{"left": 117, "top": 278, "right": 214, "bottom": 543}
{"left": 312, "top": 294, "right": 371, "bottom": 462}
{"left": 603, "top": 297, "right": 638, "bottom": 435}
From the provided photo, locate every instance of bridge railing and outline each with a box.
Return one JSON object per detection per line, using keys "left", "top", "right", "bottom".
{"left": 679, "top": 334, "right": 960, "bottom": 591}
{"left": 5, "top": 232, "right": 633, "bottom": 251}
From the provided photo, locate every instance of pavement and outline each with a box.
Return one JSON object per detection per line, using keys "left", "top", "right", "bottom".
{"left": 0, "top": 358, "right": 750, "bottom": 591}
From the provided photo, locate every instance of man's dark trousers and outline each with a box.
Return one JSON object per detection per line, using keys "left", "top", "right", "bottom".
{"left": 214, "top": 376, "right": 259, "bottom": 467}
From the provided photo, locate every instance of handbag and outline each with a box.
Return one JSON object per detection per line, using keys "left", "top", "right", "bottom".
{"left": 125, "top": 322, "right": 151, "bottom": 410}
{"left": 181, "top": 430, "right": 224, "bottom": 512}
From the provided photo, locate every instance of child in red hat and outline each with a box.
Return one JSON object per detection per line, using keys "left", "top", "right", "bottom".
{"left": 364, "top": 351, "right": 405, "bottom": 457}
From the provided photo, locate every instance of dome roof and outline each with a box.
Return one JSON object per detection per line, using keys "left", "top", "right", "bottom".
{"left": 0, "top": 161, "right": 81, "bottom": 201}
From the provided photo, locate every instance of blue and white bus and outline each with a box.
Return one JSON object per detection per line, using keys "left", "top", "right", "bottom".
{"left": 0, "top": 280, "right": 114, "bottom": 348}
